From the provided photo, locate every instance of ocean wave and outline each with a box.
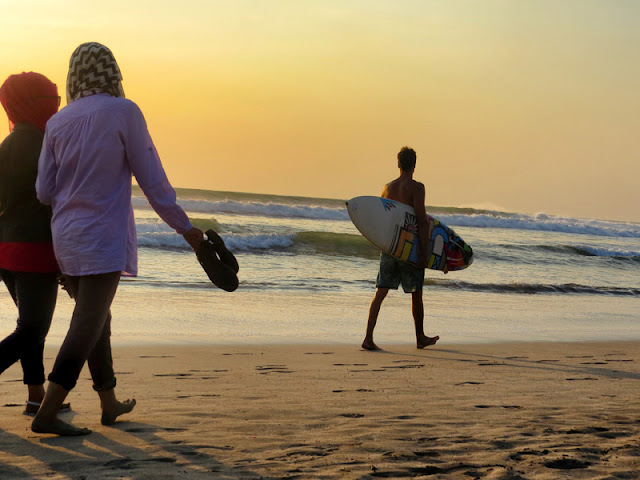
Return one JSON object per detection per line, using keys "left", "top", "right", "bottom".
{"left": 426, "top": 279, "right": 640, "bottom": 297}
{"left": 438, "top": 213, "right": 640, "bottom": 238}
{"left": 122, "top": 273, "right": 639, "bottom": 298}
{"left": 292, "top": 232, "right": 379, "bottom": 258}
{"left": 134, "top": 191, "right": 640, "bottom": 238}
{"left": 133, "top": 196, "right": 349, "bottom": 221}
{"left": 135, "top": 217, "right": 640, "bottom": 269}
{"left": 136, "top": 225, "right": 379, "bottom": 258}
{"left": 496, "top": 243, "right": 640, "bottom": 259}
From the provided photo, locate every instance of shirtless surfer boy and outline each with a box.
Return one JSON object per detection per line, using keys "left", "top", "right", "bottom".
{"left": 362, "top": 147, "right": 439, "bottom": 351}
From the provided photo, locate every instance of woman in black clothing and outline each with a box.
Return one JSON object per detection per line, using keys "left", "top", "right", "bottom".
{"left": 0, "top": 72, "right": 63, "bottom": 414}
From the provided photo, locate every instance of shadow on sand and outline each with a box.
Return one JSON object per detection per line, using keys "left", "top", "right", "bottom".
{"left": 0, "top": 419, "right": 272, "bottom": 479}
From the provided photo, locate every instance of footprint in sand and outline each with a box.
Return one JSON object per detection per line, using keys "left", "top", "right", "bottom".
{"left": 124, "top": 426, "right": 187, "bottom": 433}
{"left": 256, "top": 365, "right": 293, "bottom": 374}
{"left": 382, "top": 364, "right": 425, "bottom": 370}
{"left": 189, "top": 369, "right": 229, "bottom": 373}
{"left": 474, "top": 405, "right": 521, "bottom": 409}
{"left": 332, "top": 389, "right": 375, "bottom": 393}
{"left": 177, "top": 394, "right": 221, "bottom": 399}
{"left": 544, "top": 458, "right": 590, "bottom": 470}
{"left": 104, "top": 457, "right": 177, "bottom": 468}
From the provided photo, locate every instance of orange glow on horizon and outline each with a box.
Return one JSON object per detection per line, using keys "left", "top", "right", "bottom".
{"left": 1, "top": 1, "right": 639, "bottom": 222}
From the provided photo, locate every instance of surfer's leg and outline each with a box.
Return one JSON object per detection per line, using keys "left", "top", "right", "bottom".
{"left": 412, "top": 290, "right": 439, "bottom": 348}
{"left": 363, "top": 288, "right": 388, "bottom": 350}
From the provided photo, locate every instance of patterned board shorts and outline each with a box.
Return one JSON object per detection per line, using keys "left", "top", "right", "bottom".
{"left": 375, "top": 253, "right": 425, "bottom": 293}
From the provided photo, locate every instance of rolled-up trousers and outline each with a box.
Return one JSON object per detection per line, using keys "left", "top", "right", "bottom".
{"left": 48, "top": 272, "right": 120, "bottom": 392}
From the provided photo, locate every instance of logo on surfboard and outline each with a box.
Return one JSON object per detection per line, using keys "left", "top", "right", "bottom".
{"left": 388, "top": 212, "right": 420, "bottom": 263}
{"left": 380, "top": 198, "right": 396, "bottom": 211}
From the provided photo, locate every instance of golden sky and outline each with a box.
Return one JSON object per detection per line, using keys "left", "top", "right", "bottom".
{"left": 1, "top": 1, "right": 638, "bottom": 221}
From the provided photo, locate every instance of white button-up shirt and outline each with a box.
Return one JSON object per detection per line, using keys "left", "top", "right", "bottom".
{"left": 37, "top": 94, "right": 192, "bottom": 276}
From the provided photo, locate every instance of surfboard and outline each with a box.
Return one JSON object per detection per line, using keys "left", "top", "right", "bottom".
{"left": 346, "top": 196, "right": 473, "bottom": 273}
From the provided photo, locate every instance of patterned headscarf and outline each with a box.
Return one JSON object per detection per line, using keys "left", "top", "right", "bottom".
{"left": 0, "top": 72, "right": 59, "bottom": 132}
{"left": 66, "top": 42, "right": 125, "bottom": 104}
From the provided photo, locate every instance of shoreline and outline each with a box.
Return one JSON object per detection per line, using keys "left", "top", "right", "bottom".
{"left": 3, "top": 285, "right": 640, "bottom": 348}
{"left": 2, "top": 340, "right": 639, "bottom": 478}
{"left": 37, "top": 333, "right": 640, "bottom": 348}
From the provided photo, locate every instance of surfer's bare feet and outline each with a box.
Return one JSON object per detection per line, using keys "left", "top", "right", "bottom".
{"left": 362, "top": 339, "right": 381, "bottom": 351}
{"left": 101, "top": 398, "right": 136, "bottom": 426}
{"left": 417, "top": 335, "right": 439, "bottom": 349}
{"left": 31, "top": 417, "right": 91, "bottom": 436}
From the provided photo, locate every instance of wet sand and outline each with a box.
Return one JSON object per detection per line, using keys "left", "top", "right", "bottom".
{"left": 1, "top": 341, "right": 639, "bottom": 479}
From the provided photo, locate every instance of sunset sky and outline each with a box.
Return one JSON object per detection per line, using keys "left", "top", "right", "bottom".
{"left": 1, "top": 1, "right": 638, "bottom": 222}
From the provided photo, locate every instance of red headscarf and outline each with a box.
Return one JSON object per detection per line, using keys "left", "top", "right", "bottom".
{"left": 0, "top": 72, "right": 59, "bottom": 132}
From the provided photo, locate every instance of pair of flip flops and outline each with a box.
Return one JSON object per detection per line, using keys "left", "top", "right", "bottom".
{"left": 197, "top": 230, "right": 239, "bottom": 292}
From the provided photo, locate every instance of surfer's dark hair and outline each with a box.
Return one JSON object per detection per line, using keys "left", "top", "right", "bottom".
{"left": 397, "top": 147, "right": 416, "bottom": 171}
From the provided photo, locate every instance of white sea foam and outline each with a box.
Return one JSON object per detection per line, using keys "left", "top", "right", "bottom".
{"left": 439, "top": 214, "right": 640, "bottom": 238}
{"left": 578, "top": 245, "right": 640, "bottom": 258}
{"left": 132, "top": 196, "right": 349, "bottom": 221}
{"left": 134, "top": 194, "right": 639, "bottom": 238}
{"left": 224, "top": 234, "right": 295, "bottom": 251}
{"left": 136, "top": 223, "right": 296, "bottom": 252}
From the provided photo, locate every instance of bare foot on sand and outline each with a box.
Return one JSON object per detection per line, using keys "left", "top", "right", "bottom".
{"left": 31, "top": 417, "right": 91, "bottom": 436}
{"left": 102, "top": 398, "right": 136, "bottom": 426}
{"left": 417, "top": 335, "right": 439, "bottom": 349}
{"left": 362, "top": 339, "right": 381, "bottom": 351}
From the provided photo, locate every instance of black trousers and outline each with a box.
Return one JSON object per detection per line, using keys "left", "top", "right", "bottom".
{"left": 0, "top": 269, "right": 58, "bottom": 385}
{"left": 48, "top": 272, "right": 120, "bottom": 392}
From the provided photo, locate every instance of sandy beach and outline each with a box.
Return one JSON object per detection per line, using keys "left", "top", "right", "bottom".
{"left": 1, "top": 341, "right": 639, "bottom": 479}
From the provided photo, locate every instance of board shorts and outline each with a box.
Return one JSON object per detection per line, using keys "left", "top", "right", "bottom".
{"left": 376, "top": 253, "right": 425, "bottom": 293}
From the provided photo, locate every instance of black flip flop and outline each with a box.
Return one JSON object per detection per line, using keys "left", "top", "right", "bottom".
{"left": 197, "top": 232, "right": 239, "bottom": 292}
{"left": 204, "top": 229, "right": 239, "bottom": 273}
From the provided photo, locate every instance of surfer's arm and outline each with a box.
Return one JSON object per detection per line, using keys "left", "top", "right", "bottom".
{"left": 413, "top": 183, "right": 430, "bottom": 268}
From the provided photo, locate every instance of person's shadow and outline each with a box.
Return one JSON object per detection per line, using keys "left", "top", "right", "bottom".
{"left": 0, "top": 418, "right": 273, "bottom": 479}
{"left": 414, "top": 346, "right": 640, "bottom": 381}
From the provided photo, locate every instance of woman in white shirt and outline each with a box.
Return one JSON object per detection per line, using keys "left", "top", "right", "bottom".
{"left": 32, "top": 42, "right": 203, "bottom": 436}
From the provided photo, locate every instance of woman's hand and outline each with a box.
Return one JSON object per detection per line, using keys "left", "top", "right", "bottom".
{"left": 183, "top": 227, "right": 204, "bottom": 252}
